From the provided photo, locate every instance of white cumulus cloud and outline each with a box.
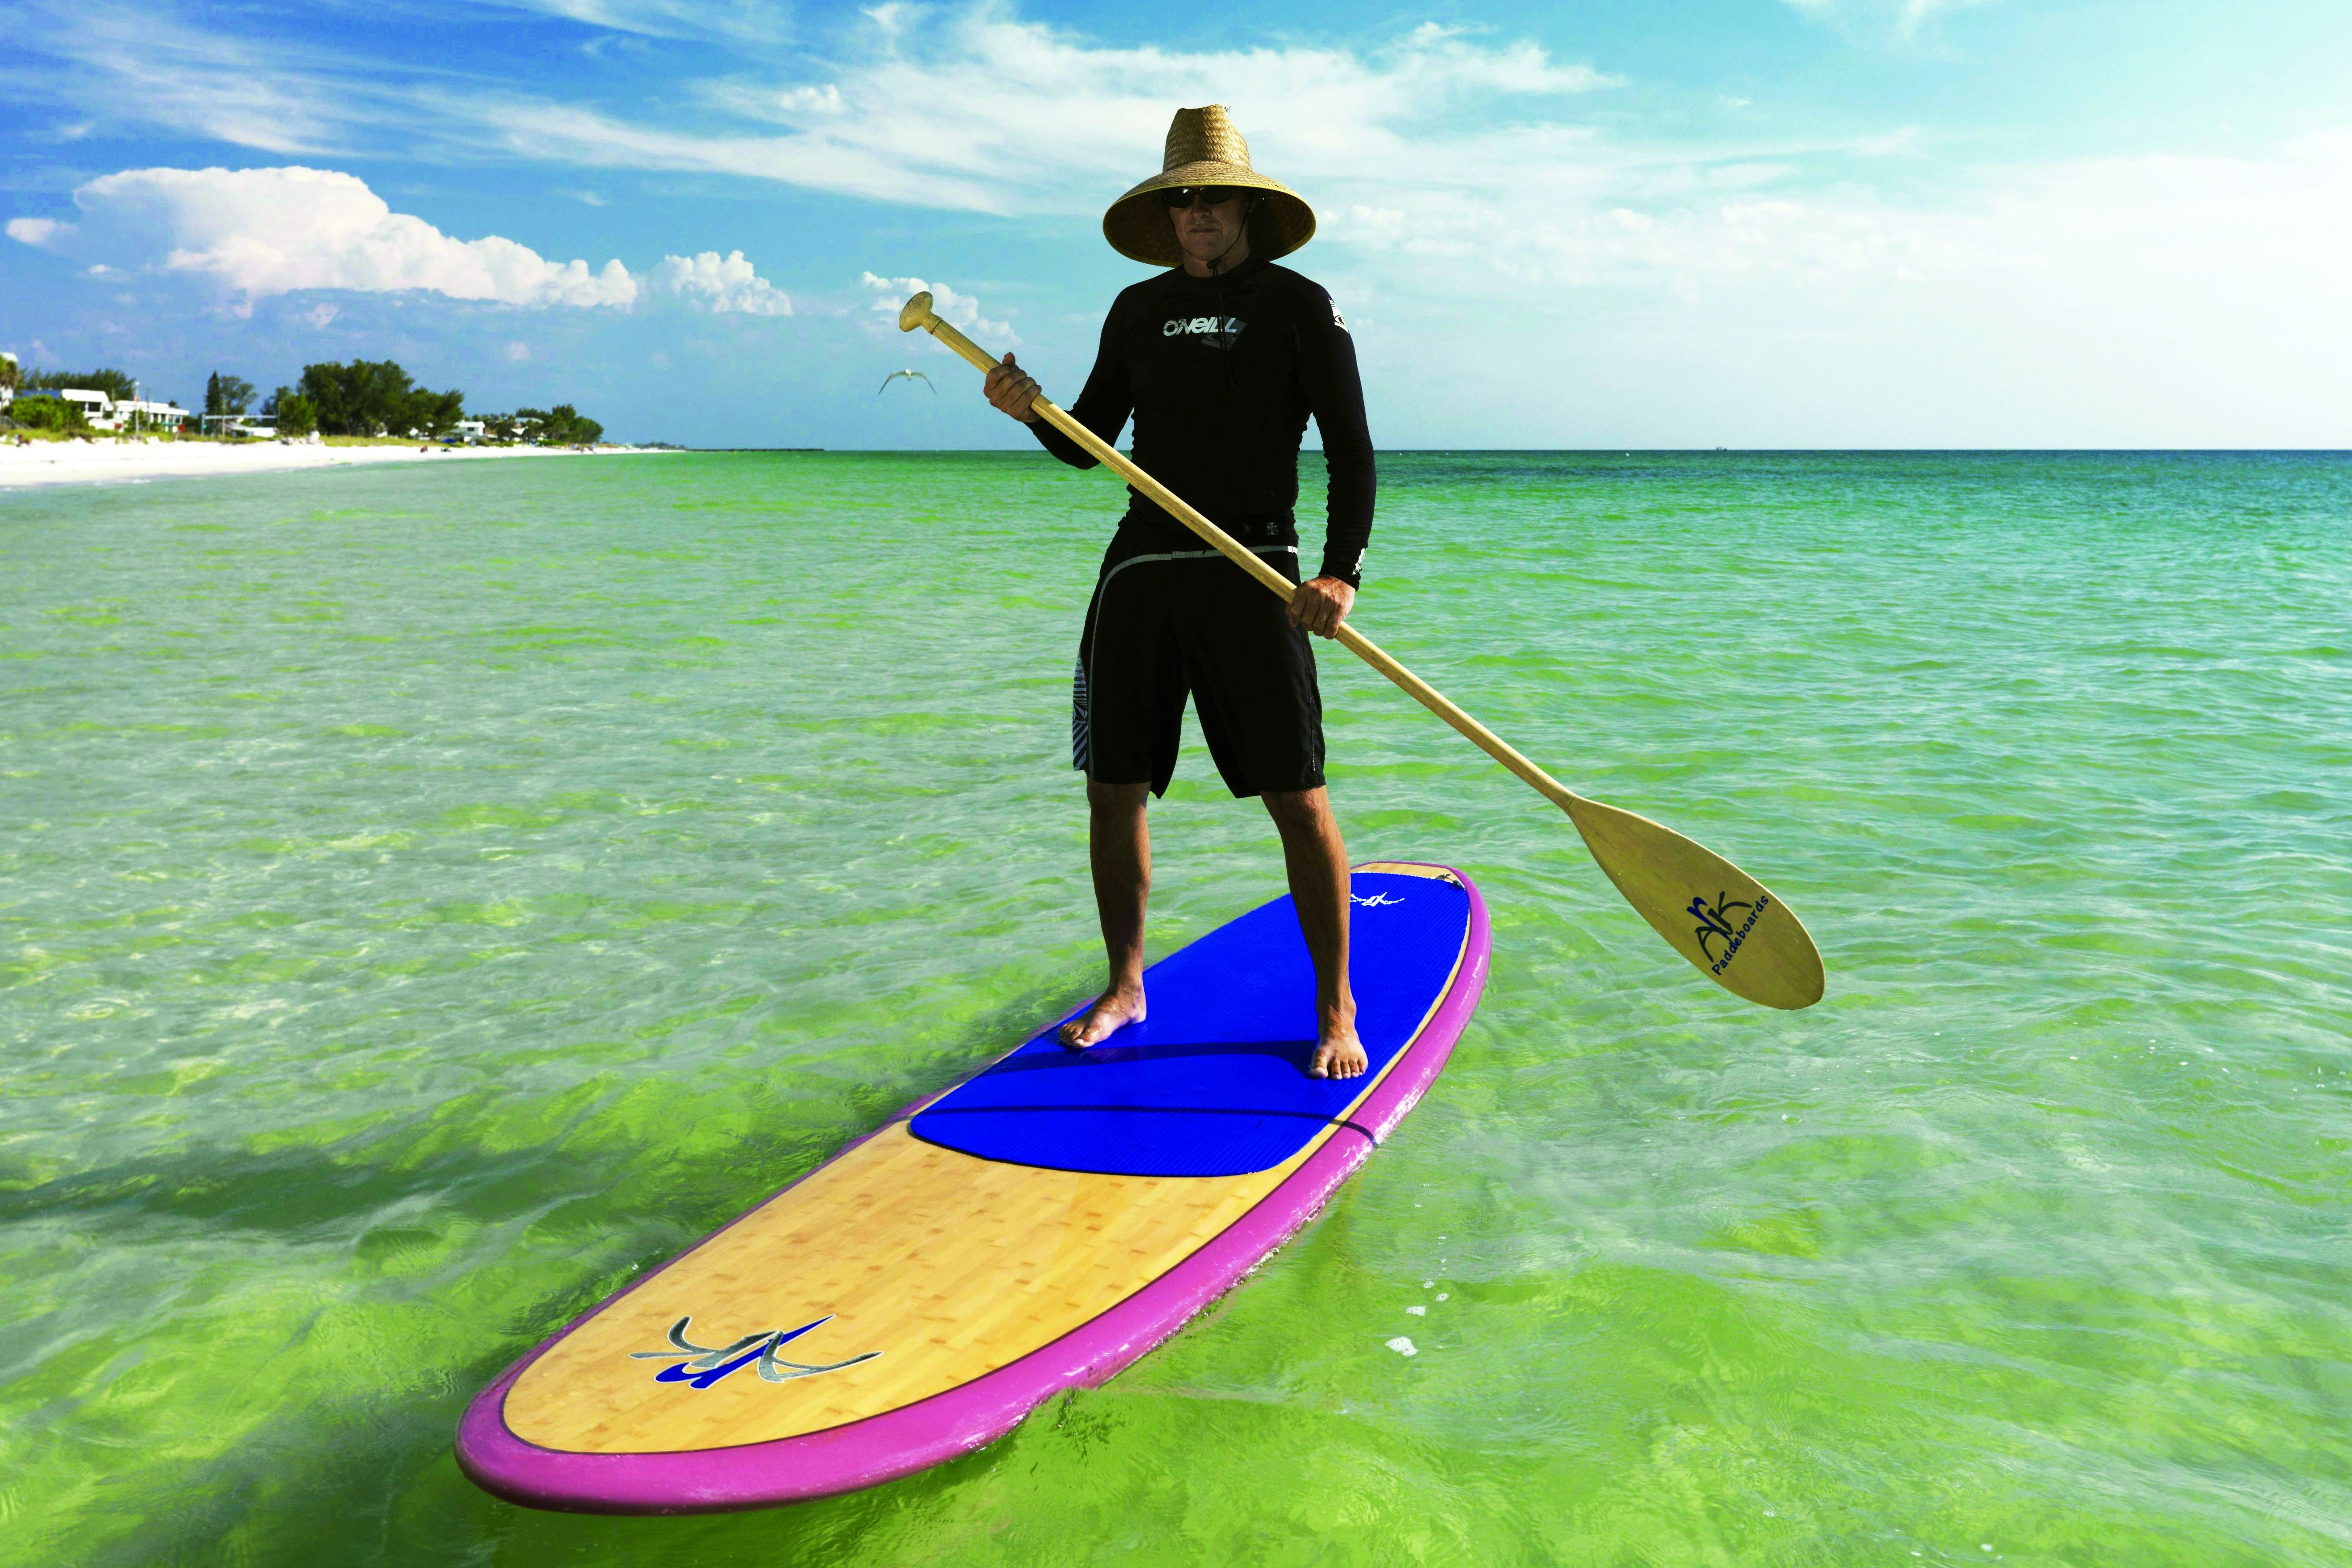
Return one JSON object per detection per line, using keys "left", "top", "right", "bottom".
{"left": 862, "top": 272, "right": 1015, "bottom": 345}
{"left": 6, "top": 217, "right": 74, "bottom": 246}
{"left": 653, "top": 249, "right": 791, "bottom": 315}
{"left": 59, "top": 166, "right": 638, "bottom": 309}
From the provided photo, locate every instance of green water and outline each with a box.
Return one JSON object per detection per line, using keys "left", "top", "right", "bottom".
{"left": 3, "top": 451, "right": 2348, "bottom": 1565}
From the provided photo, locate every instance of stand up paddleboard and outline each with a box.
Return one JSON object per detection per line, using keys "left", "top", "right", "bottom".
{"left": 457, "top": 862, "right": 1489, "bottom": 1513}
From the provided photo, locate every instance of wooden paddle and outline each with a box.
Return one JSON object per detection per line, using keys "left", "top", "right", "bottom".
{"left": 899, "top": 292, "right": 1826, "bottom": 1010}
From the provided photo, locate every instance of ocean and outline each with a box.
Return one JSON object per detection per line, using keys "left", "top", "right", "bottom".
{"left": 3, "top": 450, "right": 2347, "bottom": 1565}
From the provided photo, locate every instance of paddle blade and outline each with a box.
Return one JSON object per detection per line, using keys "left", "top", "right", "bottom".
{"left": 1564, "top": 795, "right": 1825, "bottom": 1010}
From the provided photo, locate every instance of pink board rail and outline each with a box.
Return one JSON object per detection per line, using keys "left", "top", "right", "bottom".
{"left": 456, "top": 866, "right": 1489, "bottom": 1513}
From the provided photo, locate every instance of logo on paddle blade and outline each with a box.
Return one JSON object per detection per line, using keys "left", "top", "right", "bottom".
{"left": 1689, "top": 890, "right": 1771, "bottom": 975}
{"left": 630, "top": 1315, "right": 881, "bottom": 1390}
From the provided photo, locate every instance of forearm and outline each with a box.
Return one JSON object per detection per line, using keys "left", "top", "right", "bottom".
{"left": 1300, "top": 307, "right": 1376, "bottom": 587}
{"left": 1317, "top": 435, "right": 1375, "bottom": 588}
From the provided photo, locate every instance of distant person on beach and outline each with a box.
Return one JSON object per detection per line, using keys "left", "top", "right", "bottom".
{"left": 983, "top": 105, "right": 1375, "bottom": 1079}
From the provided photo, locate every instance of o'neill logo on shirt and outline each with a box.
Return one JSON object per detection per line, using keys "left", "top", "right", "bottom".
{"left": 1689, "top": 890, "right": 1771, "bottom": 974}
{"left": 630, "top": 1314, "right": 881, "bottom": 1389}
{"left": 1164, "top": 314, "right": 1247, "bottom": 350}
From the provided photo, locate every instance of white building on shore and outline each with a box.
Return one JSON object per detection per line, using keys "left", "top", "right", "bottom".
{"left": 110, "top": 397, "right": 193, "bottom": 433}
{"left": 47, "top": 389, "right": 193, "bottom": 433}
{"left": 200, "top": 414, "right": 278, "bottom": 439}
{"left": 56, "top": 389, "right": 112, "bottom": 425}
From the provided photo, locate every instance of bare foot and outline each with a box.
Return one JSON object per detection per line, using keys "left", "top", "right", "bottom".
{"left": 1059, "top": 988, "right": 1146, "bottom": 1050}
{"left": 1307, "top": 1028, "right": 1368, "bottom": 1080}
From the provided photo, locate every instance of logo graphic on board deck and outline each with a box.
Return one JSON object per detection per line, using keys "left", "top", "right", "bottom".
{"left": 1689, "top": 891, "right": 1771, "bottom": 974}
{"left": 1351, "top": 892, "right": 1403, "bottom": 908}
{"left": 630, "top": 1314, "right": 881, "bottom": 1389}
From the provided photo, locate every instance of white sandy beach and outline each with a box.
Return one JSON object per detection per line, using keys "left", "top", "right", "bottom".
{"left": 0, "top": 438, "right": 669, "bottom": 489}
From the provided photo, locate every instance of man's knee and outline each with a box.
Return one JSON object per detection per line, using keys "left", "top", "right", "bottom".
{"left": 1262, "top": 786, "right": 1331, "bottom": 835}
{"left": 1086, "top": 778, "right": 1151, "bottom": 818}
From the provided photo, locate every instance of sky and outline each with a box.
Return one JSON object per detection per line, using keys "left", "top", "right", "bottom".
{"left": 2, "top": 0, "right": 2348, "bottom": 448}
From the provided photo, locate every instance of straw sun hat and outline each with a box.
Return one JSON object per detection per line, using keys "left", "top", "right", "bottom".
{"left": 1101, "top": 105, "right": 1316, "bottom": 268}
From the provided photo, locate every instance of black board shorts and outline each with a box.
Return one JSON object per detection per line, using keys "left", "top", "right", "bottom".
{"left": 1073, "top": 539, "right": 1325, "bottom": 799}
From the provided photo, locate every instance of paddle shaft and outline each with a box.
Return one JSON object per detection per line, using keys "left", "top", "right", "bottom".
{"left": 912, "top": 311, "right": 1588, "bottom": 816}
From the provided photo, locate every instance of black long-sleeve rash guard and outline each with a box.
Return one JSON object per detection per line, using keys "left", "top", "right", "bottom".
{"left": 1030, "top": 254, "right": 1376, "bottom": 587}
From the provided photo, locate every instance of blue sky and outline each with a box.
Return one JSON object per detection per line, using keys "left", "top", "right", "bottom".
{"left": 3, "top": 0, "right": 2348, "bottom": 447}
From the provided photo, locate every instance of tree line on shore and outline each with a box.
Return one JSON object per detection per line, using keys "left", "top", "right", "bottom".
{"left": 235, "top": 361, "right": 604, "bottom": 444}
{"left": 20, "top": 365, "right": 138, "bottom": 401}
{"left": 6, "top": 356, "right": 602, "bottom": 445}
{"left": 4, "top": 363, "right": 140, "bottom": 431}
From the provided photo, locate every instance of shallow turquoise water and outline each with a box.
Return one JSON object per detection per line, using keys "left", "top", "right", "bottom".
{"left": 3, "top": 451, "right": 2348, "bottom": 1565}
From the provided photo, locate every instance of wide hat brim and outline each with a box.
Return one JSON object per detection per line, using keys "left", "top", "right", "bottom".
{"left": 1102, "top": 160, "right": 1317, "bottom": 269}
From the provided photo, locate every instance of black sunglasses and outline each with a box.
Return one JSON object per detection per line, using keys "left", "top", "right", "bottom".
{"left": 1159, "top": 186, "right": 1245, "bottom": 209}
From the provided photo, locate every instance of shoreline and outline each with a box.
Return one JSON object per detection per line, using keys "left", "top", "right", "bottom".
{"left": 0, "top": 439, "right": 671, "bottom": 490}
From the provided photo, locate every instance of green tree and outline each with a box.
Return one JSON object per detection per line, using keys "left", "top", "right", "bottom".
{"left": 295, "top": 360, "right": 459, "bottom": 437}
{"left": 204, "top": 372, "right": 256, "bottom": 416}
{"left": 25, "top": 367, "right": 138, "bottom": 402}
{"left": 512, "top": 403, "right": 604, "bottom": 445}
{"left": 403, "top": 386, "right": 466, "bottom": 438}
{"left": 264, "top": 387, "right": 319, "bottom": 438}
{"left": 299, "top": 359, "right": 409, "bottom": 435}
{"left": 12, "top": 394, "right": 89, "bottom": 433}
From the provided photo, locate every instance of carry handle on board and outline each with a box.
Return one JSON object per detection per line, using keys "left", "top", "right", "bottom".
{"left": 900, "top": 291, "right": 1825, "bottom": 1011}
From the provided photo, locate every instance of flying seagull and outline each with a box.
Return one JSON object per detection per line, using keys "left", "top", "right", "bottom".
{"left": 877, "top": 369, "right": 937, "bottom": 396}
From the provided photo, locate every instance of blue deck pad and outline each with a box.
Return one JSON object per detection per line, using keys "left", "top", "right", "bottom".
{"left": 910, "top": 870, "right": 1471, "bottom": 1177}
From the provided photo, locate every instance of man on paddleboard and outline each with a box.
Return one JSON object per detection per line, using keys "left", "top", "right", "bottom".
{"left": 983, "top": 105, "right": 1374, "bottom": 1079}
